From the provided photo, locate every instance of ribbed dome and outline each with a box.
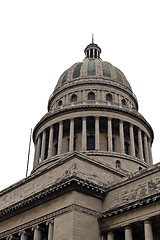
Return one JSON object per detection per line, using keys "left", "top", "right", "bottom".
{"left": 54, "top": 58, "right": 132, "bottom": 92}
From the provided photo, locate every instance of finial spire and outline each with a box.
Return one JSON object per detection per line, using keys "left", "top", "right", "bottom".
{"left": 92, "top": 34, "right": 94, "bottom": 44}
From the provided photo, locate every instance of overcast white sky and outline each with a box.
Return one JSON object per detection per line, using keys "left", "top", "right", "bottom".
{"left": 0, "top": 0, "right": 160, "bottom": 191}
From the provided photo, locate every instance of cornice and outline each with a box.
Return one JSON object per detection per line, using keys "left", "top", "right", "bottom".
{"left": 98, "top": 192, "right": 160, "bottom": 221}
{"left": 0, "top": 174, "right": 106, "bottom": 220}
{"left": 105, "top": 162, "right": 160, "bottom": 192}
{"left": 0, "top": 204, "right": 99, "bottom": 238}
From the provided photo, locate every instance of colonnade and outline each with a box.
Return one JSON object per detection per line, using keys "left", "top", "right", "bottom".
{"left": 6, "top": 221, "right": 54, "bottom": 240}
{"left": 34, "top": 116, "right": 153, "bottom": 168}
{"left": 102, "top": 219, "right": 154, "bottom": 240}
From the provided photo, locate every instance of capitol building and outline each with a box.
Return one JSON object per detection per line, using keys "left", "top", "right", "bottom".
{"left": 0, "top": 41, "right": 160, "bottom": 240}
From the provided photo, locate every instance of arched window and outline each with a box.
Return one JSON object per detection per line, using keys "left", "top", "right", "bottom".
{"left": 122, "top": 99, "right": 126, "bottom": 106}
{"left": 71, "top": 94, "right": 77, "bottom": 102}
{"left": 139, "top": 167, "right": 142, "bottom": 171}
{"left": 88, "top": 92, "right": 95, "bottom": 100}
{"left": 58, "top": 100, "right": 62, "bottom": 106}
{"left": 116, "top": 160, "right": 121, "bottom": 168}
{"left": 106, "top": 93, "right": 113, "bottom": 102}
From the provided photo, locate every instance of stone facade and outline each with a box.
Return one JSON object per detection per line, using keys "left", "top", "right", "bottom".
{"left": 0, "top": 41, "right": 159, "bottom": 240}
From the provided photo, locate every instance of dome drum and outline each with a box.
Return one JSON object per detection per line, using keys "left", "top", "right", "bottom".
{"left": 33, "top": 108, "right": 153, "bottom": 174}
{"left": 48, "top": 83, "right": 138, "bottom": 112}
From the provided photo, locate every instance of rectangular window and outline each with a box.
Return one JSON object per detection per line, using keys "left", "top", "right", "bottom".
{"left": 125, "top": 142, "right": 129, "bottom": 155}
{"left": 55, "top": 143, "right": 58, "bottom": 155}
{"left": 74, "top": 137, "right": 76, "bottom": 151}
{"left": 87, "top": 136, "right": 95, "bottom": 150}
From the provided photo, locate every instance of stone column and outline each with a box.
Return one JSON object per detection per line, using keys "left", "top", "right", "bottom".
{"left": 69, "top": 118, "right": 74, "bottom": 152}
{"left": 101, "top": 233, "right": 107, "bottom": 240}
{"left": 97, "top": 89, "right": 101, "bottom": 101}
{"left": 34, "top": 135, "right": 41, "bottom": 167}
{"left": 144, "top": 220, "right": 153, "bottom": 240}
{"left": 119, "top": 120, "right": 125, "bottom": 153}
{"left": 47, "top": 220, "right": 54, "bottom": 240}
{"left": 148, "top": 140, "right": 153, "bottom": 165}
{"left": 125, "top": 226, "right": 133, "bottom": 240}
{"left": 33, "top": 226, "right": 42, "bottom": 240}
{"left": 138, "top": 128, "right": 144, "bottom": 161}
{"left": 107, "top": 231, "right": 114, "bottom": 240}
{"left": 58, "top": 121, "right": 63, "bottom": 154}
{"left": 41, "top": 129, "right": 46, "bottom": 161}
{"left": 129, "top": 124, "right": 135, "bottom": 157}
{"left": 108, "top": 118, "right": 113, "bottom": 151}
{"left": 48, "top": 125, "right": 54, "bottom": 158}
{"left": 82, "top": 117, "right": 87, "bottom": 151}
{"left": 144, "top": 133, "right": 150, "bottom": 164}
{"left": 19, "top": 231, "right": 28, "bottom": 240}
{"left": 66, "top": 94, "right": 69, "bottom": 104}
{"left": 95, "top": 117, "right": 100, "bottom": 150}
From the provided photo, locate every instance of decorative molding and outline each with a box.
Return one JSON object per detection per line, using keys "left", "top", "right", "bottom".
{"left": 0, "top": 204, "right": 99, "bottom": 238}
{"left": 98, "top": 192, "right": 160, "bottom": 220}
{"left": 0, "top": 175, "right": 105, "bottom": 218}
{"left": 32, "top": 151, "right": 127, "bottom": 177}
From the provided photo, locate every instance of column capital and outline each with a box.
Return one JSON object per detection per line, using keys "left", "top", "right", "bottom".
{"left": 144, "top": 218, "right": 152, "bottom": 224}
{"left": 32, "top": 224, "right": 45, "bottom": 231}
{"left": 108, "top": 117, "right": 112, "bottom": 121}
{"left": 19, "top": 230, "right": 31, "bottom": 236}
{"left": 125, "top": 224, "right": 132, "bottom": 230}
{"left": 32, "top": 225, "right": 42, "bottom": 231}
{"left": 69, "top": 117, "right": 74, "bottom": 121}
{"left": 46, "top": 219, "right": 54, "bottom": 225}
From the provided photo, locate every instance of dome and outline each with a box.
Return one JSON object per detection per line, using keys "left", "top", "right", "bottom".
{"left": 53, "top": 43, "right": 132, "bottom": 94}
{"left": 54, "top": 59, "right": 132, "bottom": 92}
